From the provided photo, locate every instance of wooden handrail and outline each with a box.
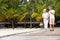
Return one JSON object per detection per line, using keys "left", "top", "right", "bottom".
{"left": 0, "top": 22, "right": 10, "bottom": 24}
{"left": 17, "top": 22, "right": 40, "bottom": 24}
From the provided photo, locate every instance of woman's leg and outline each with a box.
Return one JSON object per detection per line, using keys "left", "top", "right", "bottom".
{"left": 50, "top": 24, "right": 54, "bottom": 31}
{"left": 50, "top": 19, "right": 54, "bottom": 31}
{"left": 53, "top": 19, "right": 55, "bottom": 30}
{"left": 50, "top": 24, "right": 52, "bottom": 30}
{"left": 52, "top": 23, "right": 54, "bottom": 31}
{"left": 51, "top": 19, "right": 55, "bottom": 31}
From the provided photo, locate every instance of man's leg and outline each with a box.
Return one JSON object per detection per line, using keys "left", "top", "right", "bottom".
{"left": 45, "top": 20, "right": 48, "bottom": 29}
{"left": 44, "top": 19, "right": 48, "bottom": 31}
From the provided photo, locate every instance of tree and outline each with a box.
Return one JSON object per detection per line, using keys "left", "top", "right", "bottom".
{"left": 0, "top": 0, "right": 60, "bottom": 28}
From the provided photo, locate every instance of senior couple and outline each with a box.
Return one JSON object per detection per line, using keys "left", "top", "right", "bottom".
{"left": 42, "top": 6, "right": 55, "bottom": 31}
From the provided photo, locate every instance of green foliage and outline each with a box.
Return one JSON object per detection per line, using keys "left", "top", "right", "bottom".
{"left": 31, "top": 12, "right": 42, "bottom": 22}
{"left": 18, "top": 12, "right": 28, "bottom": 22}
{"left": 0, "top": 0, "right": 60, "bottom": 22}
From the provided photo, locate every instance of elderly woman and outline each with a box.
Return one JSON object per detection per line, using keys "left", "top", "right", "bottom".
{"left": 48, "top": 6, "right": 55, "bottom": 31}
{"left": 42, "top": 9, "right": 49, "bottom": 30}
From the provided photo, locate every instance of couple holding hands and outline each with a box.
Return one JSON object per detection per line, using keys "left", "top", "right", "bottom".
{"left": 40, "top": 6, "right": 55, "bottom": 31}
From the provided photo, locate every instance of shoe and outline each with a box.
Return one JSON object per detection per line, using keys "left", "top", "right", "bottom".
{"left": 50, "top": 29, "right": 54, "bottom": 31}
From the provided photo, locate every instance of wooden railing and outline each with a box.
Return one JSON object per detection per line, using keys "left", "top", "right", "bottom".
{"left": 17, "top": 22, "right": 40, "bottom": 28}
{"left": 0, "top": 22, "right": 40, "bottom": 28}
{"left": 0, "top": 22, "right": 11, "bottom": 28}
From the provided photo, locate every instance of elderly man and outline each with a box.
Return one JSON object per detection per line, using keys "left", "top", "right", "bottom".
{"left": 42, "top": 9, "right": 49, "bottom": 30}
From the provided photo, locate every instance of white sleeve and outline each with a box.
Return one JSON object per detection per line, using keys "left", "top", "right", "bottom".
{"left": 42, "top": 13, "right": 44, "bottom": 18}
{"left": 51, "top": 10, "right": 55, "bottom": 14}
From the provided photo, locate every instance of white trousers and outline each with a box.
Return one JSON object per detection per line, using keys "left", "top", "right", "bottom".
{"left": 43, "top": 19, "right": 48, "bottom": 29}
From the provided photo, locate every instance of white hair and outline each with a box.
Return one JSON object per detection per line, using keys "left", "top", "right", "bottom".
{"left": 43, "top": 9, "right": 46, "bottom": 13}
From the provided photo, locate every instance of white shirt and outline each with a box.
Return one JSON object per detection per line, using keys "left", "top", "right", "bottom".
{"left": 49, "top": 10, "right": 55, "bottom": 19}
{"left": 42, "top": 12, "right": 49, "bottom": 19}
